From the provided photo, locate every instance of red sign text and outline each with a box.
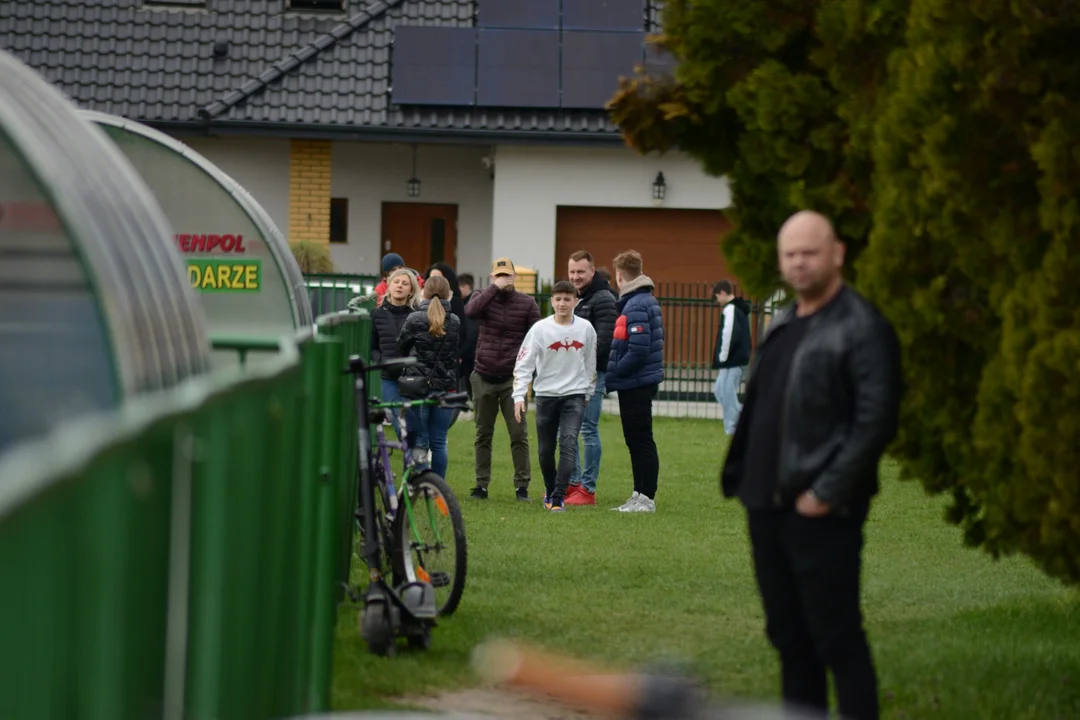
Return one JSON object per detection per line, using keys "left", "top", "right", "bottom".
{"left": 174, "top": 234, "right": 247, "bottom": 254}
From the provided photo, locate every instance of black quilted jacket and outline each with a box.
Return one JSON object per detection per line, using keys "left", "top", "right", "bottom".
{"left": 370, "top": 299, "right": 414, "bottom": 380}
{"left": 397, "top": 300, "right": 462, "bottom": 393}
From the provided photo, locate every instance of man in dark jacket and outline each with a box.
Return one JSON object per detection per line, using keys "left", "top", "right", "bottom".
{"left": 607, "top": 250, "right": 664, "bottom": 513}
{"left": 721, "top": 210, "right": 902, "bottom": 720}
{"left": 711, "top": 280, "right": 752, "bottom": 436}
{"left": 464, "top": 257, "right": 541, "bottom": 500}
{"left": 564, "top": 250, "right": 618, "bottom": 506}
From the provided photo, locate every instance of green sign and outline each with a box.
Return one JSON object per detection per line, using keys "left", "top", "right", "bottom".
{"left": 187, "top": 258, "right": 262, "bottom": 293}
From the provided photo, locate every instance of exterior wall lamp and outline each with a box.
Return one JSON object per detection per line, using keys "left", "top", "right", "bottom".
{"left": 652, "top": 171, "right": 666, "bottom": 206}
{"left": 407, "top": 144, "right": 421, "bottom": 197}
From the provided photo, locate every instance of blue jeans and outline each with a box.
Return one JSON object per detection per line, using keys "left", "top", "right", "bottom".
{"left": 381, "top": 378, "right": 405, "bottom": 441}
{"left": 406, "top": 405, "right": 454, "bottom": 479}
{"left": 714, "top": 366, "right": 744, "bottom": 435}
{"left": 570, "top": 371, "right": 605, "bottom": 492}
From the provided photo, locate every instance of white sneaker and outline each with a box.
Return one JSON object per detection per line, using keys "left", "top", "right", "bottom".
{"left": 612, "top": 491, "right": 640, "bottom": 511}
{"left": 627, "top": 496, "right": 655, "bottom": 513}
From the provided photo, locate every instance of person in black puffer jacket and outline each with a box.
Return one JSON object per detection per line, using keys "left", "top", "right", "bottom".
{"left": 425, "top": 262, "right": 473, "bottom": 394}
{"left": 371, "top": 268, "right": 420, "bottom": 439}
{"left": 565, "top": 250, "right": 619, "bottom": 505}
{"left": 397, "top": 275, "right": 461, "bottom": 479}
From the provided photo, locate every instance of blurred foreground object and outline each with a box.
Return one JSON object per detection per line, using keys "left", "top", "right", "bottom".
{"left": 472, "top": 638, "right": 826, "bottom": 720}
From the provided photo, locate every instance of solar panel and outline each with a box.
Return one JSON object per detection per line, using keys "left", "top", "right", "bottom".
{"left": 561, "top": 31, "right": 645, "bottom": 109}
{"left": 390, "top": 26, "right": 476, "bottom": 106}
{"left": 562, "top": 0, "right": 645, "bottom": 31}
{"left": 477, "top": 29, "right": 560, "bottom": 108}
{"left": 645, "top": 41, "right": 678, "bottom": 77}
{"left": 477, "top": 0, "right": 560, "bottom": 29}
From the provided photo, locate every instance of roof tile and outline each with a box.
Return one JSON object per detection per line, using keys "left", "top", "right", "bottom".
{"left": 1, "top": 0, "right": 666, "bottom": 140}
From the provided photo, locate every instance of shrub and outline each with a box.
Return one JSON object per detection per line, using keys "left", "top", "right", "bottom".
{"left": 609, "top": 0, "right": 1080, "bottom": 584}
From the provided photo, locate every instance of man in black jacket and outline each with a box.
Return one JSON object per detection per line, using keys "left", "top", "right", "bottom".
{"left": 564, "top": 250, "right": 618, "bottom": 505}
{"left": 721, "top": 210, "right": 902, "bottom": 720}
{"left": 711, "top": 280, "right": 752, "bottom": 436}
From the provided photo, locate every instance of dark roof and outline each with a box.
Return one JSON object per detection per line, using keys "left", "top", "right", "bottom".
{"left": 0, "top": 0, "right": 664, "bottom": 144}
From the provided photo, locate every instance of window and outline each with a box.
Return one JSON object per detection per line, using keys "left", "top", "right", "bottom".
{"left": 288, "top": 0, "right": 346, "bottom": 11}
{"left": 330, "top": 198, "right": 348, "bottom": 244}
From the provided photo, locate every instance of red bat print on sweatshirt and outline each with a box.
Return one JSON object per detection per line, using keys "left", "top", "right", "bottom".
{"left": 548, "top": 338, "right": 585, "bottom": 351}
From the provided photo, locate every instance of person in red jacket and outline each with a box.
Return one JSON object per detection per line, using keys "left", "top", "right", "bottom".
{"left": 464, "top": 257, "right": 541, "bottom": 501}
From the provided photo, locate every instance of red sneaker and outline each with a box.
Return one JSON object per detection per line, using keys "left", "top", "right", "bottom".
{"left": 565, "top": 484, "right": 583, "bottom": 500}
{"left": 564, "top": 487, "right": 596, "bottom": 506}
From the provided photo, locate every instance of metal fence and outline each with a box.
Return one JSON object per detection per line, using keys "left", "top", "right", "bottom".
{"left": 0, "top": 317, "right": 375, "bottom": 720}
{"left": 304, "top": 274, "right": 782, "bottom": 420}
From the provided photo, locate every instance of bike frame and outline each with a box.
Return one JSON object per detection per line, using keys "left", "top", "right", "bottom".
{"left": 369, "top": 401, "right": 448, "bottom": 558}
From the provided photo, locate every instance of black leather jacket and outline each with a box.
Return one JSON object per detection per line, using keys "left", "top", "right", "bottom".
{"left": 721, "top": 285, "right": 902, "bottom": 509}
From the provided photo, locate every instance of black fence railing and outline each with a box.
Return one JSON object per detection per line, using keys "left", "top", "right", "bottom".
{"left": 303, "top": 274, "right": 781, "bottom": 417}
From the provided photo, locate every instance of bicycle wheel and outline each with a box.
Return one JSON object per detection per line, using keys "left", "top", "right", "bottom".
{"left": 392, "top": 471, "right": 467, "bottom": 616}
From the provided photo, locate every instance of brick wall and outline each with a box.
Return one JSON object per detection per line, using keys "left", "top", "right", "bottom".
{"left": 288, "top": 139, "right": 331, "bottom": 243}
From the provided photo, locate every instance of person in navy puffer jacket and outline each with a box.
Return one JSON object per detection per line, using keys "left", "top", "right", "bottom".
{"left": 607, "top": 250, "right": 664, "bottom": 513}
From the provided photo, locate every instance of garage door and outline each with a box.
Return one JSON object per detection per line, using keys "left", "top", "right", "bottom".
{"left": 554, "top": 206, "right": 736, "bottom": 287}
{"left": 555, "top": 206, "right": 738, "bottom": 368}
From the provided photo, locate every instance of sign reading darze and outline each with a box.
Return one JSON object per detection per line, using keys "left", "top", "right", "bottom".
{"left": 187, "top": 258, "right": 262, "bottom": 292}
{"left": 175, "top": 233, "right": 261, "bottom": 292}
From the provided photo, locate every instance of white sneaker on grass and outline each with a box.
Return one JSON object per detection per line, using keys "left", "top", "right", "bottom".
{"left": 612, "top": 491, "right": 640, "bottom": 511}
{"left": 628, "top": 496, "right": 655, "bottom": 513}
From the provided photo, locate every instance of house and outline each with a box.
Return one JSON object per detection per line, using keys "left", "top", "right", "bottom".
{"left": 0, "top": 0, "right": 736, "bottom": 286}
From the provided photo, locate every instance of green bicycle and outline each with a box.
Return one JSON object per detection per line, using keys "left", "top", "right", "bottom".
{"left": 348, "top": 354, "right": 468, "bottom": 656}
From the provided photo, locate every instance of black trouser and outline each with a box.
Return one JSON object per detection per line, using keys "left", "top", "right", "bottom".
{"left": 616, "top": 384, "right": 659, "bottom": 499}
{"left": 534, "top": 394, "right": 586, "bottom": 502}
{"left": 747, "top": 503, "right": 878, "bottom": 720}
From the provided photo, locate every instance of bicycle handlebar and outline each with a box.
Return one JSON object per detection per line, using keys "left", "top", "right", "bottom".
{"left": 346, "top": 354, "right": 417, "bottom": 374}
{"left": 371, "top": 391, "right": 471, "bottom": 410}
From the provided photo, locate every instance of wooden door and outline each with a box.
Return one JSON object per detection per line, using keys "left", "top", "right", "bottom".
{"left": 380, "top": 202, "right": 458, "bottom": 272}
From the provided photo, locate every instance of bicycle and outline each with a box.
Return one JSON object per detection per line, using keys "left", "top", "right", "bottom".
{"left": 346, "top": 353, "right": 469, "bottom": 657}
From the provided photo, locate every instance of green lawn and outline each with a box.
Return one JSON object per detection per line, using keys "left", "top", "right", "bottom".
{"left": 332, "top": 416, "right": 1080, "bottom": 719}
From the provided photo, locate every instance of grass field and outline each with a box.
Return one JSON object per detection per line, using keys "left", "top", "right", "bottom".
{"left": 332, "top": 416, "right": 1080, "bottom": 719}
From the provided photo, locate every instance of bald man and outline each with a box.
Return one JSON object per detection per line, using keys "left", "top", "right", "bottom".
{"left": 720, "top": 210, "right": 902, "bottom": 720}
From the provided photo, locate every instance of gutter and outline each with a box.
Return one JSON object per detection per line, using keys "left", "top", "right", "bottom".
{"left": 146, "top": 119, "right": 627, "bottom": 148}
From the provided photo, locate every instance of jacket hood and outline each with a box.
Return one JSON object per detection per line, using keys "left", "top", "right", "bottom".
{"left": 618, "top": 274, "right": 655, "bottom": 298}
{"left": 731, "top": 297, "right": 752, "bottom": 315}
{"left": 581, "top": 271, "right": 614, "bottom": 299}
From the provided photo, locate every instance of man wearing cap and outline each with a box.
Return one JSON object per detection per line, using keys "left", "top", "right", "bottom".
{"left": 465, "top": 257, "right": 542, "bottom": 500}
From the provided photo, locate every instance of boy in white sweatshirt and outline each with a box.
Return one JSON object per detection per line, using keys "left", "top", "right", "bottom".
{"left": 513, "top": 280, "right": 597, "bottom": 511}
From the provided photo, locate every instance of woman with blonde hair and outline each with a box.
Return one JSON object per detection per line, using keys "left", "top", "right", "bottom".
{"left": 397, "top": 274, "right": 461, "bottom": 477}
{"left": 370, "top": 267, "right": 420, "bottom": 439}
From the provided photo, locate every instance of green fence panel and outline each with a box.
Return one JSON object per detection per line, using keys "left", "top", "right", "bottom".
{"left": 305, "top": 335, "right": 347, "bottom": 711}
{"left": 313, "top": 310, "right": 378, "bottom": 597}
{"left": 184, "top": 358, "right": 308, "bottom": 719}
{"left": 303, "top": 273, "right": 379, "bottom": 317}
{"left": 0, "top": 326, "right": 366, "bottom": 720}
{"left": 0, "top": 409, "right": 178, "bottom": 719}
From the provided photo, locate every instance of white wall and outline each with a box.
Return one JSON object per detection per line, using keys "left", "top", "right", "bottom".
{"left": 182, "top": 137, "right": 291, "bottom": 238}
{"left": 330, "top": 142, "right": 494, "bottom": 277}
{"left": 491, "top": 145, "right": 731, "bottom": 279}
